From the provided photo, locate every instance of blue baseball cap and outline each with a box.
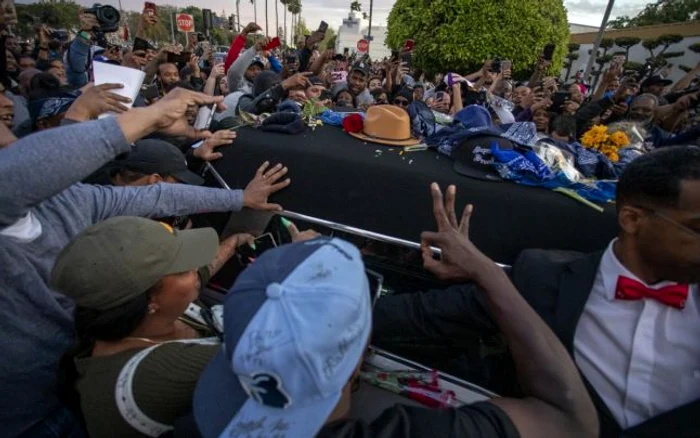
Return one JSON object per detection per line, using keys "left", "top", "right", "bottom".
{"left": 193, "top": 237, "right": 372, "bottom": 437}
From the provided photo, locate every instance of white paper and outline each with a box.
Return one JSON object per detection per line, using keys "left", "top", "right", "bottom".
{"left": 93, "top": 61, "right": 146, "bottom": 118}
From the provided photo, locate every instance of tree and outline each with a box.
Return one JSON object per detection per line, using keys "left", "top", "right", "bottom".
{"left": 678, "top": 64, "right": 693, "bottom": 73}
{"left": 275, "top": 0, "right": 280, "bottom": 37}
{"left": 563, "top": 52, "right": 579, "bottom": 81}
{"left": 280, "top": 0, "right": 289, "bottom": 45}
{"left": 608, "top": 0, "right": 699, "bottom": 28}
{"left": 15, "top": 1, "right": 81, "bottom": 38}
{"left": 294, "top": 17, "right": 310, "bottom": 40}
{"left": 689, "top": 42, "right": 700, "bottom": 54}
{"left": 642, "top": 38, "right": 661, "bottom": 58}
{"left": 599, "top": 38, "right": 614, "bottom": 56}
{"left": 614, "top": 36, "right": 641, "bottom": 59}
{"left": 362, "top": 12, "right": 368, "bottom": 20}
{"left": 350, "top": 1, "right": 362, "bottom": 12}
{"left": 319, "top": 27, "right": 337, "bottom": 51}
{"left": 287, "top": 0, "right": 301, "bottom": 44}
{"left": 386, "top": 0, "right": 569, "bottom": 76}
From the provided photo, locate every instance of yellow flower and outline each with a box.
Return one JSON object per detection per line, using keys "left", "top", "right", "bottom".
{"left": 609, "top": 131, "right": 629, "bottom": 148}
{"left": 607, "top": 151, "right": 620, "bottom": 162}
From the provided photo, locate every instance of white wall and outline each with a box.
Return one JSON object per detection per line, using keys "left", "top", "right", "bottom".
{"left": 562, "top": 35, "right": 700, "bottom": 83}
{"left": 336, "top": 12, "right": 391, "bottom": 60}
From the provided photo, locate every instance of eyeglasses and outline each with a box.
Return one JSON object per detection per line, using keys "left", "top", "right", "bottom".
{"left": 393, "top": 99, "right": 409, "bottom": 107}
{"left": 633, "top": 205, "right": 700, "bottom": 239}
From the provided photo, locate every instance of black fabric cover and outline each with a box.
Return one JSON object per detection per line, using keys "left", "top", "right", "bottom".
{"left": 211, "top": 126, "right": 618, "bottom": 264}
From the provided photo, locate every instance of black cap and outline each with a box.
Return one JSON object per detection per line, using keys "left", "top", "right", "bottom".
{"left": 116, "top": 139, "right": 204, "bottom": 185}
{"left": 351, "top": 61, "right": 370, "bottom": 77}
{"left": 308, "top": 76, "right": 325, "bottom": 86}
{"left": 641, "top": 75, "right": 672, "bottom": 89}
{"left": 451, "top": 135, "right": 513, "bottom": 181}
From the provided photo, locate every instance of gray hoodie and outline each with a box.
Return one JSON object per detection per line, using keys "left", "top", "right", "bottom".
{"left": 0, "top": 118, "right": 243, "bottom": 436}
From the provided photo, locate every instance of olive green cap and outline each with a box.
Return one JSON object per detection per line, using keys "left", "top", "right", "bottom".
{"left": 51, "top": 216, "right": 219, "bottom": 311}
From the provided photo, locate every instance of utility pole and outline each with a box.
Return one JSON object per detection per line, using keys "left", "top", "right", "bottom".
{"left": 583, "top": 0, "right": 616, "bottom": 83}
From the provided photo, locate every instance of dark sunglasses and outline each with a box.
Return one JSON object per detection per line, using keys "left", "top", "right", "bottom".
{"left": 393, "top": 98, "right": 409, "bottom": 107}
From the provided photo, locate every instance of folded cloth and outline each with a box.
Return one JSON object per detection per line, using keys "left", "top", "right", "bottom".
{"left": 490, "top": 141, "right": 617, "bottom": 203}
{"left": 319, "top": 110, "right": 364, "bottom": 127}
{"left": 259, "top": 112, "right": 306, "bottom": 135}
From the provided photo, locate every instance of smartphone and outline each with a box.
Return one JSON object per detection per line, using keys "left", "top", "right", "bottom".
{"left": 140, "top": 83, "right": 159, "bottom": 100}
{"left": 318, "top": 21, "right": 328, "bottom": 34}
{"left": 194, "top": 104, "right": 217, "bottom": 130}
{"left": 502, "top": 59, "right": 512, "bottom": 71}
{"left": 401, "top": 52, "right": 413, "bottom": 68}
{"left": 402, "top": 39, "right": 415, "bottom": 53}
{"left": 168, "top": 51, "right": 192, "bottom": 64}
{"left": 365, "top": 269, "right": 383, "bottom": 307}
{"left": 235, "top": 233, "right": 277, "bottom": 267}
{"left": 543, "top": 43, "right": 556, "bottom": 61}
{"left": 143, "top": 1, "right": 156, "bottom": 16}
{"left": 550, "top": 91, "right": 571, "bottom": 113}
{"left": 266, "top": 37, "right": 281, "bottom": 51}
{"left": 491, "top": 58, "right": 502, "bottom": 73}
{"left": 133, "top": 37, "right": 149, "bottom": 53}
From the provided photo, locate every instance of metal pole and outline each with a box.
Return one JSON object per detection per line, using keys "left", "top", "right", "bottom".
{"left": 236, "top": 0, "right": 241, "bottom": 32}
{"left": 583, "top": 0, "right": 615, "bottom": 83}
{"left": 170, "top": 10, "right": 176, "bottom": 44}
{"left": 368, "top": 0, "right": 373, "bottom": 53}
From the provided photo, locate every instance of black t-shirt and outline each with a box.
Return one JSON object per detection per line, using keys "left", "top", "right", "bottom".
{"left": 317, "top": 402, "right": 520, "bottom": 438}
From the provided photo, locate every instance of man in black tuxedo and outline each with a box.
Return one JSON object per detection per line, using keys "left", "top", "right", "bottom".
{"left": 373, "top": 145, "right": 700, "bottom": 438}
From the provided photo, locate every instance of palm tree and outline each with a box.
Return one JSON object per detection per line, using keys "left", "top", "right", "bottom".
{"left": 280, "top": 0, "right": 288, "bottom": 44}
{"left": 275, "top": 0, "right": 280, "bottom": 38}
{"left": 350, "top": 1, "right": 361, "bottom": 12}
{"left": 265, "top": 0, "right": 269, "bottom": 36}
{"left": 288, "top": 0, "right": 301, "bottom": 45}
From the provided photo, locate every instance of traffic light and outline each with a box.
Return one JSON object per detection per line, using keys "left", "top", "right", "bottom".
{"left": 228, "top": 15, "right": 235, "bottom": 31}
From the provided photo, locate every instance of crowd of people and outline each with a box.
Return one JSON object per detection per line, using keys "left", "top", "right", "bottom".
{"left": 1, "top": 5, "right": 699, "bottom": 438}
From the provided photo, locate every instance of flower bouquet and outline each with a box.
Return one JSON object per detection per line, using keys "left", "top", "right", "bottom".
{"left": 580, "top": 124, "right": 630, "bottom": 162}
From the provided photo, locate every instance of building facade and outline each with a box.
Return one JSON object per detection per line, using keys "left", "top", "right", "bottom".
{"left": 335, "top": 12, "right": 392, "bottom": 60}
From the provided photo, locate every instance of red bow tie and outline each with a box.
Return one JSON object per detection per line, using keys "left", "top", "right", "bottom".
{"left": 615, "top": 276, "right": 689, "bottom": 309}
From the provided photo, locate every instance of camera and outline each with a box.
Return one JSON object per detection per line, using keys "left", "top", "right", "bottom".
{"left": 48, "top": 29, "right": 69, "bottom": 42}
{"left": 83, "top": 4, "right": 121, "bottom": 33}
{"left": 490, "top": 58, "right": 502, "bottom": 74}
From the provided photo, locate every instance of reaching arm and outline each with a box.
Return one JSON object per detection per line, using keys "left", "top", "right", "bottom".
{"left": 65, "top": 36, "right": 92, "bottom": 88}
{"left": 72, "top": 183, "right": 244, "bottom": 223}
{"left": 268, "top": 54, "right": 283, "bottom": 73}
{"left": 224, "top": 34, "right": 248, "bottom": 73}
{"left": 0, "top": 118, "right": 130, "bottom": 227}
{"left": 421, "top": 184, "right": 598, "bottom": 438}
{"left": 237, "top": 84, "right": 286, "bottom": 115}
{"left": 227, "top": 47, "right": 256, "bottom": 94}
{"left": 670, "top": 62, "right": 700, "bottom": 92}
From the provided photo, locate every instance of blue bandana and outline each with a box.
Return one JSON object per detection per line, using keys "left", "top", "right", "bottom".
{"left": 28, "top": 96, "right": 76, "bottom": 122}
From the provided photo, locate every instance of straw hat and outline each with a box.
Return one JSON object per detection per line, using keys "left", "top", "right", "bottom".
{"left": 349, "top": 105, "right": 420, "bottom": 147}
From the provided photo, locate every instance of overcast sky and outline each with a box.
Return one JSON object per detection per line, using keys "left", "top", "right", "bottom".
{"left": 18, "top": 0, "right": 652, "bottom": 35}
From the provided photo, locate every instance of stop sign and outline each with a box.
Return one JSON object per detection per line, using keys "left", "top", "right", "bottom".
{"left": 357, "top": 39, "right": 369, "bottom": 53}
{"left": 176, "top": 13, "right": 195, "bottom": 33}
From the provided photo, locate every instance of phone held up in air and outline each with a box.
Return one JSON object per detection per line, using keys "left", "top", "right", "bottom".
{"left": 140, "top": 83, "right": 159, "bottom": 100}
{"left": 402, "top": 39, "right": 415, "bottom": 53}
{"left": 318, "top": 20, "right": 329, "bottom": 34}
{"left": 543, "top": 43, "right": 556, "bottom": 61}
{"left": 143, "top": 1, "right": 156, "bottom": 15}
{"left": 265, "top": 37, "right": 281, "bottom": 51}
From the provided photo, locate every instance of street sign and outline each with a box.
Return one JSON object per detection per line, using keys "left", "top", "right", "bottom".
{"left": 176, "top": 13, "right": 195, "bottom": 33}
{"left": 357, "top": 39, "right": 369, "bottom": 53}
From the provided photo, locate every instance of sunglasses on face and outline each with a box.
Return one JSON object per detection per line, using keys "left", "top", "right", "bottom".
{"left": 393, "top": 98, "right": 409, "bottom": 107}
{"left": 634, "top": 205, "right": 700, "bottom": 240}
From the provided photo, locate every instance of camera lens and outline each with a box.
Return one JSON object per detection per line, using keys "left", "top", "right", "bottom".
{"left": 97, "top": 5, "right": 120, "bottom": 25}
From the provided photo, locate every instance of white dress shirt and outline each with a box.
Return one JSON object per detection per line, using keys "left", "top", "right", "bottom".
{"left": 574, "top": 239, "right": 700, "bottom": 429}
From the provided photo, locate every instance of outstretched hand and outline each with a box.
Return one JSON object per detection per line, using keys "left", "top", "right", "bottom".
{"left": 193, "top": 130, "right": 236, "bottom": 161}
{"left": 420, "top": 183, "right": 493, "bottom": 282}
{"left": 149, "top": 87, "right": 226, "bottom": 139}
{"left": 242, "top": 161, "right": 291, "bottom": 211}
{"left": 65, "top": 83, "right": 132, "bottom": 121}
